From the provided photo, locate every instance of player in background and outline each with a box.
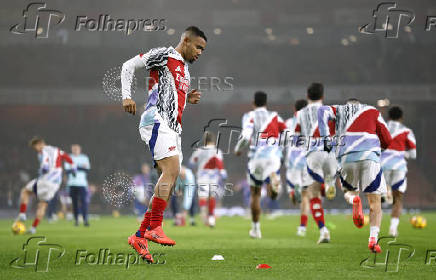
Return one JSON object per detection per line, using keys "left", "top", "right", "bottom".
{"left": 189, "top": 131, "right": 227, "bottom": 227}
{"left": 132, "top": 163, "right": 153, "bottom": 222}
{"left": 318, "top": 99, "right": 392, "bottom": 253}
{"left": 64, "top": 144, "right": 91, "bottom": 226}
{"left": 295, "top": 83, "right": 337, "bottom": 244}
{"left": 284, "top": 99, "right": 314, "bottom": 237}
{"left": 16, "top": 137, "right": 76, "bottom": 234}
{"left": 381, "top": 106, "right": 416, "bottom": 237}
{"left": 121, "top": 26, "right": 206, "bottom": 261}
{"left": 235, "top": 91, "right": 286, "bottom": 239}
{"left": 173, "top": 165, "right": 196, "bottom": 226}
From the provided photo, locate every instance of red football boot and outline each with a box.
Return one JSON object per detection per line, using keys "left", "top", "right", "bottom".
{"left": 143, "top": 226, "right": 176, "bottom": 246}
{"left": 128, "top": 234, "right": 154, "bottom": 263}
{"left": 352, "top": 196, "right": 364, "bottom": 228}
{"left": 368, "top": 237, "right": 382, "bottom": 253}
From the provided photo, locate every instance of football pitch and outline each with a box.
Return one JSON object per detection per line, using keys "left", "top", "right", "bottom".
{"left": 1, "top": 213, "right": 435, "bottom": 280}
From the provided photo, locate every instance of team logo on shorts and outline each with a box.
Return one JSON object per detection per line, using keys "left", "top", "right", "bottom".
{"left": 168, "top": 146, "right": 176, "bottom": 151}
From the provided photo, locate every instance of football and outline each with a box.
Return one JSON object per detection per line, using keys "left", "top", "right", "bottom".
{"left": 11, "top": 221, "right": 26, "bottom": 235}
{"left": 410, "top": 215, "right": 427, "bottom": 228}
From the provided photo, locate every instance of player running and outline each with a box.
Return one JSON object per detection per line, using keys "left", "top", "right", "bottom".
{"left": 235, "top": 91, "right": 286, "bottom": 239}
{"left": 284, "top": 99, "right": 314, "bottom": 237}
{"left": 189, "top": 131, "right": 227, "bottom": 227}
{"left": 294, "top": 83, "right": 337, "bottom": 244}
{"left": 121, "top": 26, "right": 207, "bottom": 262}
{"left": 381, "top": 106, "right": 416, "bottom": 237}
{"left": 318, "top": 100, "right": 392, "bottom": 253}
{"left": 15, "top": 137, "right": 76, "bottom": 234}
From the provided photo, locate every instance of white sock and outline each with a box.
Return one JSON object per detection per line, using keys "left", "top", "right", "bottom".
{"left": 252, "top": 222, "right": 260, "bottom": 231}
{"left": 369, "top": 226, "right": 379, "bottom": 240}
{"left": 390, "top": 217, "right": 400, "bottom": 230}
{"left": 344, "top": 192, "right": 355, "bottom": 205}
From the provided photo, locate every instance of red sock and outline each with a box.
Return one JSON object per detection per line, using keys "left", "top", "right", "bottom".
{"left": 150, "top": 197, "right": 167, "bottom": 230}
{"left": 32, "top": 218, "right": 40, "bottom": 228}
{"left": 300, "top": 214, "right": 308, "bottom": 227}
{"left": 310, "top": 197, "right": 325, "bottom": 229}
{"left": 208, "top": 197, "right": 216, "bottom": 216}
{"left": 199, "top": 198, "right": 207, "bottom": 207}
{"left": 20, "top": 203, "right": 27, "bottom": 213}
{"left": 138, "top": 211, "right": 151, "bottom": 237}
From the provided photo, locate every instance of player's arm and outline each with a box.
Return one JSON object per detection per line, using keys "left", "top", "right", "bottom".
{"left": 121, "top": 47, "right": 168, "bottom": 115}
{"left": 405, "top": 130, "right": 417, "bottom": 159}
{"left": 375, "top": 112, "right": 392, "bottom": 149}
{"left": 318, "top": 105, "right": 336, "bottom": 137}
{"left": 234, "top": 113, "right": 254, "bottom": 156}
{"left": 188, "top": 150, "right": 199, "bottom": 169}
{"left": 77, "top": 156, "right": 91, "bottom": 173}
{"left": 217, "top": 151, "right": 227, "bottom": 181}
{"left": 187, "top": 89, "right": 201, "bottom": 104}
{"left": 39, "top": 152, "right": 49, "bottom": 176}
{"left": 318, "top": 105, "right": 337, "bottom": 152}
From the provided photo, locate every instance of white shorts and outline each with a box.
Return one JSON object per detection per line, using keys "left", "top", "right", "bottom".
{"left": 247, "top": 156, "right": 281, "bottom": 187}
{"left": 339, "top": 160, "right": 387, "bottom": 195}
{"left": 25, "top": 179, "right": 60, "bottom": 202}
{"left": 59, "top": 191, "right": 72, "bottom": 205}
{"left": 197, "top": 182, "right": 219, "bottom": 198}
{"left": 306, "top": 151, "right": 338, "bottom": 185}
{"left": 286, "top": 167, "right": 314, "bottom": 191}
{"left": 383, "top": 169, "right": 407, "bottom": 193}
{"left": 139, "top": 122, "right": 183, "bottom": 166}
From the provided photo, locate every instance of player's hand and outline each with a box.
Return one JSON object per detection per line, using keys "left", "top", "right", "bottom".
{"left": 123, "top": 99, "right": 136, "bottom": 115}
{"left": 187, "top": 89, "right": 201, "bottom": 104}
{"left": 289, "top": 190, "right": 297, "bottom": 205}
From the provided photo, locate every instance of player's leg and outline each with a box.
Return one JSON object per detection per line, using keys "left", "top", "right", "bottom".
{"left": 28, "top": 201, "right": 48, "bottom": 234}
{"left": 17, "top": 179, "right": 37, "bottom": 221}
{"left": 362, "top": 160, "right": 386, "bottom": 253}
{"left": 208, "top": 194, "right": 216, "bottom": 228}
{"left": 79, "top": 187, "right": 89, "bottom": 226}
{"left": 306, "top": 151, "right": 330, "bottom": 243}
{"left": 389, "top": 190, "right": 403, "bottom": 236}
{"left": 297, "top": 188, "right": 310, "bottom": 237}
{"left": 389, "top": 170, "right": 407, "bottom": 236}
{"left": 366, "top": 193, "right": 382, "bottom": 253}
{"left": 70, "top": 186, "right": 80, "bottom": 226}
{"left": 323, "top": 152, "right": 338, "bottom": 200}
{"left": 308, "top": 181, "right": 330, "bottom": 243}
{"left": 143, "top": 155, "right": 180, "bottom": 245}
{"left": 249, "top": 185, "right": 262, "bottom": 238}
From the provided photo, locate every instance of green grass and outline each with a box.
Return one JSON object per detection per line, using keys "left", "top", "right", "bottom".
{"left": 1, "top": 213, "right": 436, "bottom": 279}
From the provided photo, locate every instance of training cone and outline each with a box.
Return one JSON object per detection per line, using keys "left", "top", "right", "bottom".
{"left": 256, "top": 264, "right": 271, "bottom": 269}
{"left": 211, "top": 254, "right": 224, "bottom": 260}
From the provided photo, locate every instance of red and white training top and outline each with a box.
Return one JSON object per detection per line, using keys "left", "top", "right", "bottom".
{"left": 189, "top": 146, "right": 227, "bottom": 184}
{"left": 121, "top": 46, "right": 190, "bottom": 134}
{"left": 39, "top": 145, "right": 74, "bottom": 185}
{"left": 295, "top": 101, "right": 335, "bottom": 152}
{"left": 381, "top": 120, "right": 416, "bottom": 171}
{"left": 318, "top": 104, "right": 392, "bottom": 163}
{"left": 234, "top": 107, "right": 287, "bottom": 157}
